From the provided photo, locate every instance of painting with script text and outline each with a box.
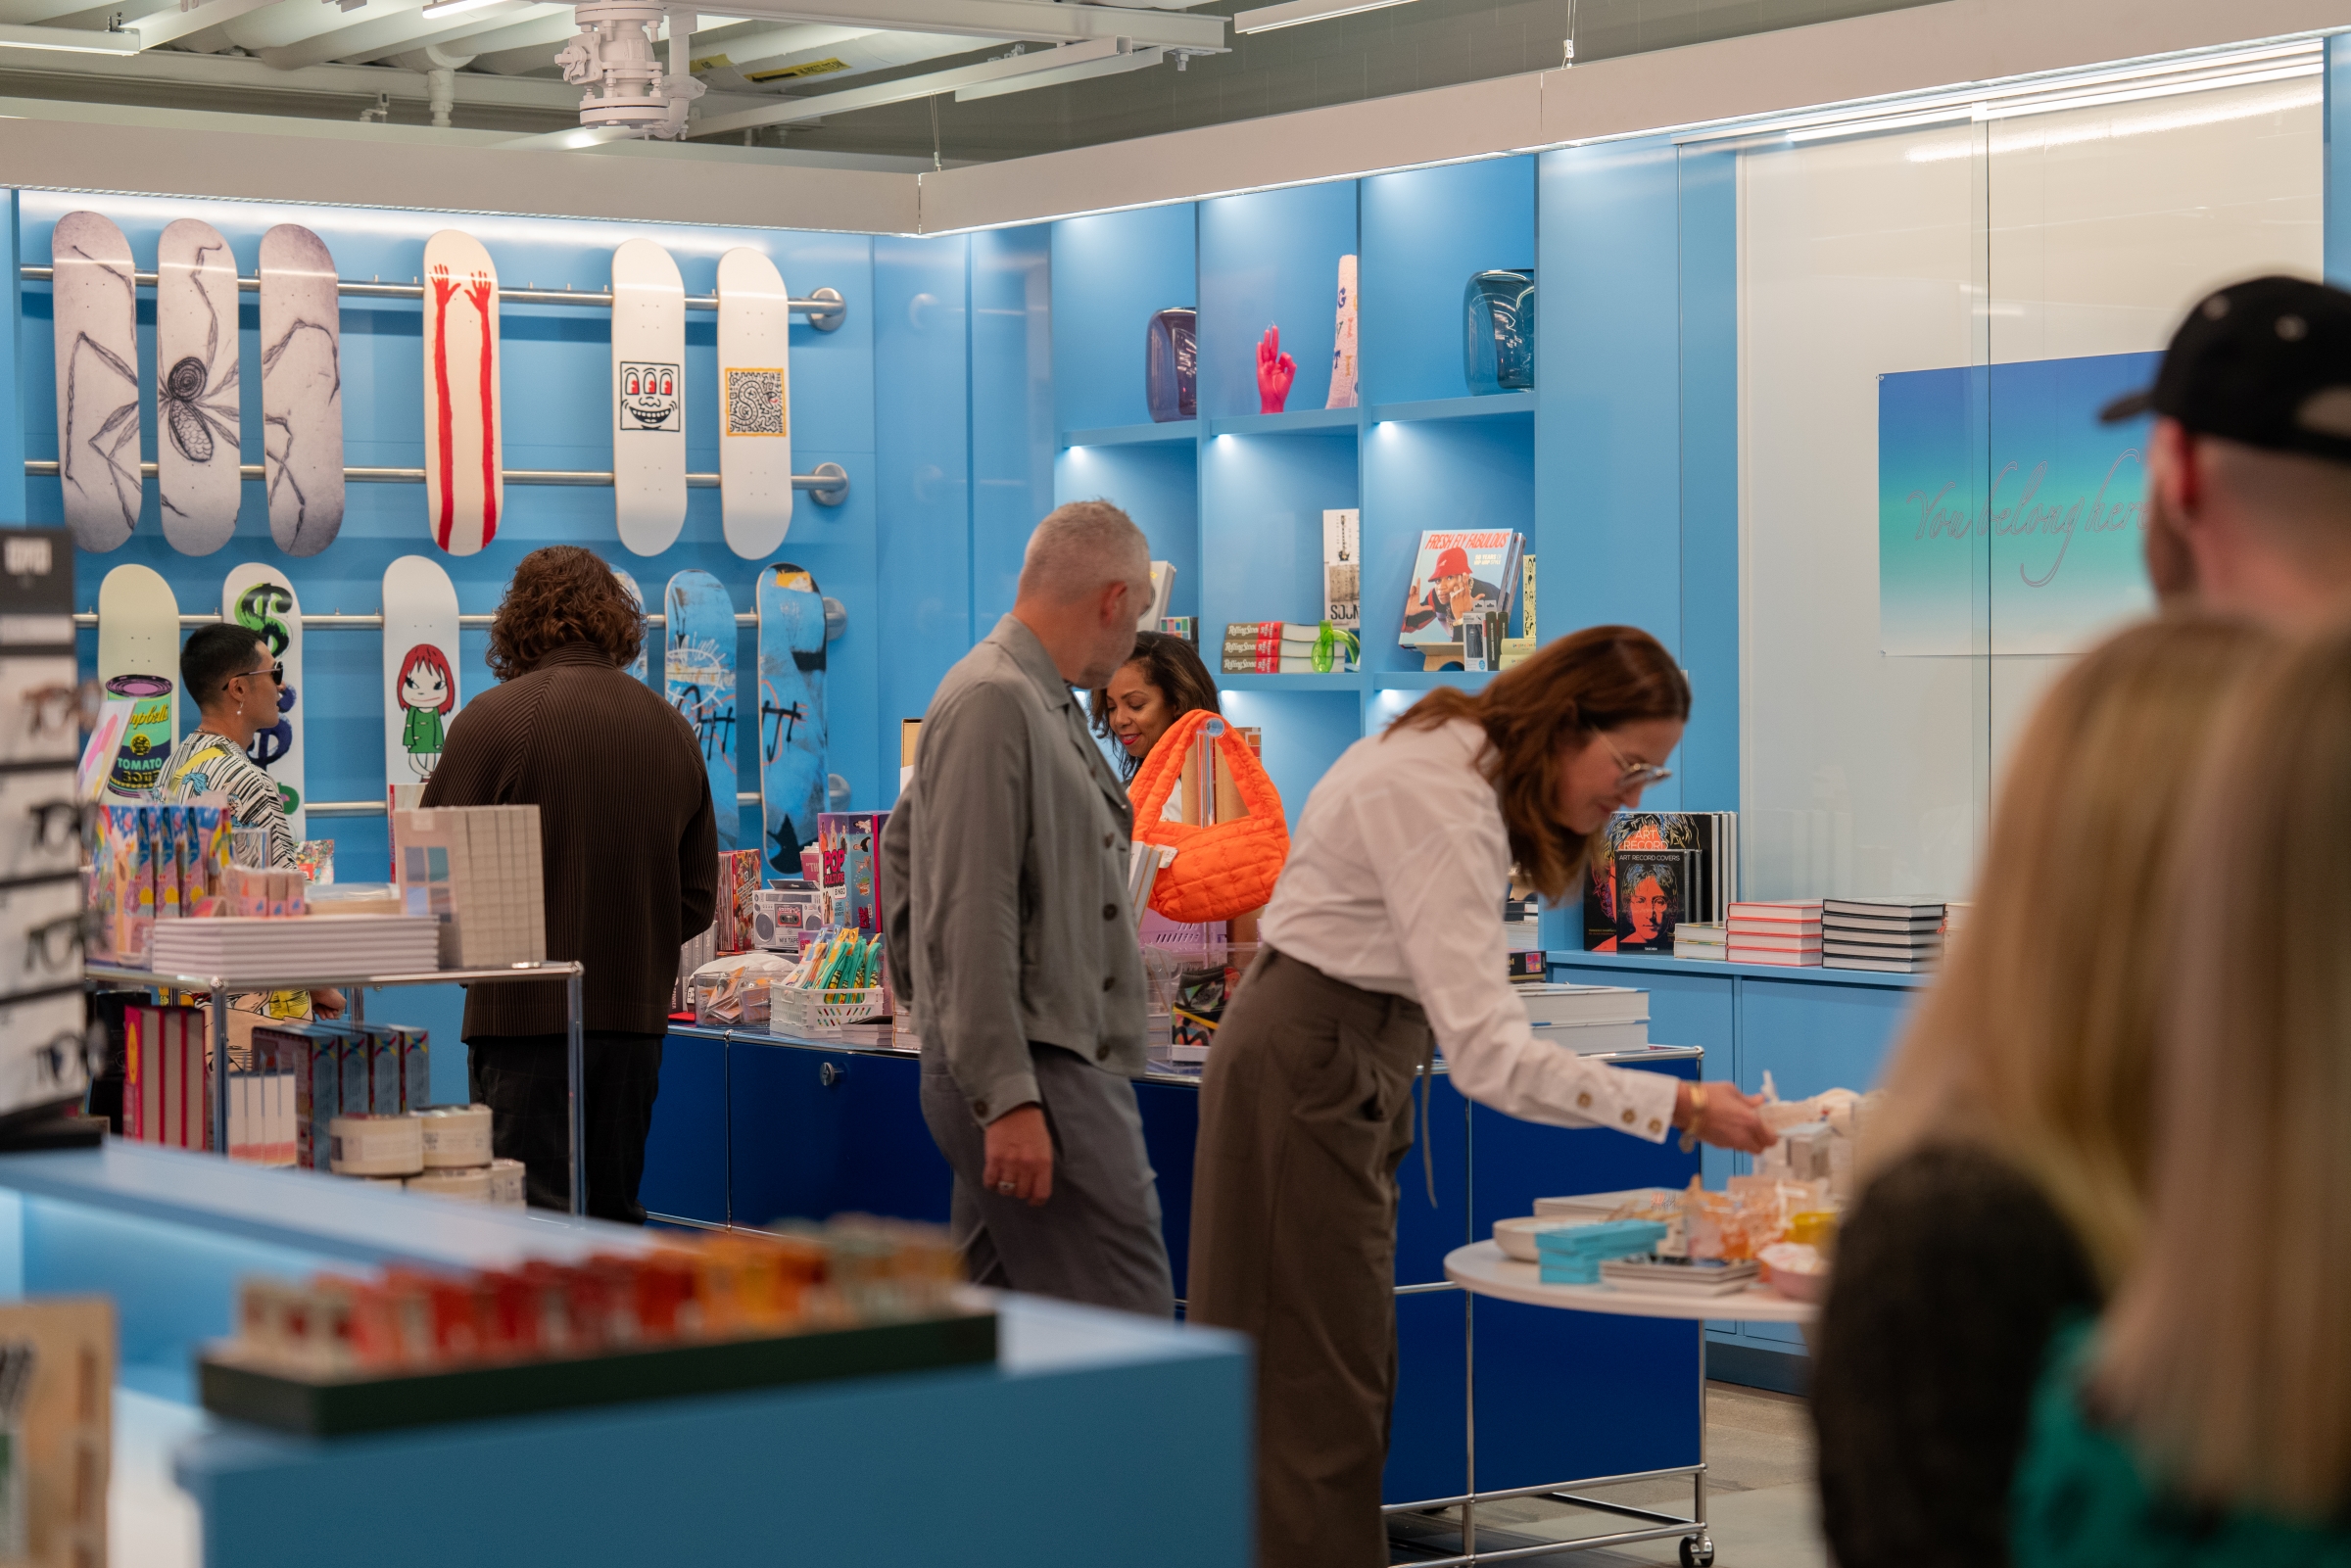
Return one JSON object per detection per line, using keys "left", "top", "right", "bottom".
{"left": 1878, "top": 351, "right": 2158, "bottom": 656}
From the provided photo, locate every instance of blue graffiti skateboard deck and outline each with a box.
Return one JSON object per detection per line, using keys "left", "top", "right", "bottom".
{"left": 612, "top": 567, "right": 649, "bottom": 683}
{"left": 664, "top": 570, "right": 738, "bottom": 850}
{"left": 756, "top": 563, "right": 827, "bottom": 877}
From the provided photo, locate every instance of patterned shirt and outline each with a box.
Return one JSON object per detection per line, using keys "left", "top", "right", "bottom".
{"left": 160, "top": 730, "right": 296, "bottom": 871}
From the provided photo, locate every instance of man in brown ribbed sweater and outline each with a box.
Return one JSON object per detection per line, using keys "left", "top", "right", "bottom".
{"left": 422, "top": 546, "right": 718, "bottom": 1221}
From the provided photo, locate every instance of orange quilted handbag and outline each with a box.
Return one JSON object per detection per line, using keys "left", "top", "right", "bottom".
{"left": 1129, "top": 709, "right": 1290, "bottom": 923}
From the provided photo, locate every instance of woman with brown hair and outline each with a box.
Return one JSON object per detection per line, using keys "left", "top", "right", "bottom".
{"left": 1187, "top": 624, "right": 1773, "bottom": 1568}
{"left": 424, "top": 546, "right": 718, "bottom": 1220}
{"left": 1810, "top": 613, "right": 2275, "bottom": 1568}
{"left": 1090, "top": 630, "right": 1224, "bottom": 782}
{"left": 2009, "top": 620, "right": 2351, "bottom": 1565}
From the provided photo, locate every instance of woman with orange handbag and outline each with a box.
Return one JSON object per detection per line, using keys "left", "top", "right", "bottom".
{"left": 1187, "top": 624, "right": 1775, "bottom": 1568}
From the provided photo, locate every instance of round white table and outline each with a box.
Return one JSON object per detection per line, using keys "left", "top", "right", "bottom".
{"left": 1431, "top": 1241, "right": 1819, "bottom": 1568}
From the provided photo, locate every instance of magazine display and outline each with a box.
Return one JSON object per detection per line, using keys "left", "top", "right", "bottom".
{"left": 1399, "top": 529, "right": 1523, "bottom": 651}
{"left": 1582, "top": 811, "right": 1738, "bottom": 953}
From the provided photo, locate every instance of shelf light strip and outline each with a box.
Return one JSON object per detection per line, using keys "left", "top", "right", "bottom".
{"left": 24, "top": 458, "right": 848, "bottom": 504}
{"left": 15, "top": 266, "right": 848, "bottom": 326}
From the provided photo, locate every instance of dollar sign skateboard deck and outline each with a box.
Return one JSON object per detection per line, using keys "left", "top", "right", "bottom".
{"left": 611, "top": 239, "right": 687, "bottom": 556}
{"left": 715, "top": 247, "right": 792, "bottom": 560}
{"left": 221, "top": 563, "right": 306, "bottom": 840}
{"left": 664, "top": 569, "right": 738, "bottom": 851}
{"left": 612, "top": 567, "right": 649, "bottom": 683}
{"left": 422, "top": 228, "right": 503, "bottom": 558}
{"left": 157, "top": 217, "right": 244, "bottom": 557}
{"left": 259, "top": 223, "right": 346, "bottom": 558}
{"left": 52, "top": 212, "right": 143, "bottom": 553}
{"left": 756, "top": 563, "right": 827, "bottom": 877}
{"left": 95, "top": 564, "right": 179, "bottom": 800}
{"left": 382, "top": 555, "right": 461, "bottom": 790}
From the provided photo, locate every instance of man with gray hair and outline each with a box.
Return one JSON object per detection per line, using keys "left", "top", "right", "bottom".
{"left": 882, "top": 499, "right": 1174, "bottom": 1315}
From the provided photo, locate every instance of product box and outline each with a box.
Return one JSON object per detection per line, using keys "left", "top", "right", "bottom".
{"left": 752, "top": 885, "right": 822, "bottom": 954}
{"left": 816, "top": 812, "right": 888, "bottom": 892}
{"left": 156, "top": 804, "right": 186, "bottom": 921}
{"left": 364, "top": 1027, "right": 403, "bottom": 1116}
{"left": 257, "top": 1022, "right": 352, "bottom": 1170}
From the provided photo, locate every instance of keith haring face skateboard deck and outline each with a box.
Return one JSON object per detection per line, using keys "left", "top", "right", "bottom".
{"left": 612, "top": 239, "right": 687, "bottom": 556}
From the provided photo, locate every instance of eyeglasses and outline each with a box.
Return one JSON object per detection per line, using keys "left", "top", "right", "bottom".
{"left": 1597, "top": 731, "right": 1672, "bottom": 792}
{"left": 235, "top": 663, "right": 285, "bottom": 688}
{"left": 24, "top": 800, "right": 79, "bottom": 852}
{"left": 19, "top": 685, "right": 75, "bottom": 737}
{"left": 23, "top": 911, "right": 82, "bottom": 974}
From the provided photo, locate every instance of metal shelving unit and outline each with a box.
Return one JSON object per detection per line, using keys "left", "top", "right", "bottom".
{"left": 84, "top": 960, "right": 590, "bottom": 1217}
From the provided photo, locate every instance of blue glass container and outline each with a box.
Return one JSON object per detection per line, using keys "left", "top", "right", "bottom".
{"left": 1146, "top": 307, "right": 1197, "bottom": 422}
{"left": 1463, "top": 270, "right": 1536, "bottom": 395}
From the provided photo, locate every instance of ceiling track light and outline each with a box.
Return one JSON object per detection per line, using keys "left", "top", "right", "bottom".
{"left": 0, "top": 21, "right": 139, "bottom": 54}
{"left": 1232, "top": 0, "right": 1417, "bottom": 35}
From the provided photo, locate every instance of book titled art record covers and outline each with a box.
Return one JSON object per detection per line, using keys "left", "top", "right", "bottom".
{"left": 1583, "top": 811, "right": 1738, "bottom": 954}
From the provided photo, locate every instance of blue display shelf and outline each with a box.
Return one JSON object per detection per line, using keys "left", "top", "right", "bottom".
{"left": 1204, "top": 406, "right": 1360, "bottom": 438}
{"left": 1216, "top": 671, "right": 1363, "bottom": 691}
{"left": 1367, "top": 669, "right": 1495, "bottom": 689}
{"left": 1549, "top": 948, "right": 1934, "bottom": 990}
{"left": 1061, "top": 419, "right": 1197, "bottom": 449}
{"left": 1366, "top": 392, "right": 1537, "bottom": 424}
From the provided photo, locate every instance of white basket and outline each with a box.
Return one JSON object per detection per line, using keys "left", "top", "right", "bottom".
{"left": 771, "top": 985, "right": 886, "bottom": 1037}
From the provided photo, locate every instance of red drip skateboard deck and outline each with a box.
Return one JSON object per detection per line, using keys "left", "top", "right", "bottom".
{"left": 421, "top": 229, "right": 503, "bottom": 557}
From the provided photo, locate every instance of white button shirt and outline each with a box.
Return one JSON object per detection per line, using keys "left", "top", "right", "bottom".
{"left": 1260, "top": 717, "right": 1681, "bottom": 1141}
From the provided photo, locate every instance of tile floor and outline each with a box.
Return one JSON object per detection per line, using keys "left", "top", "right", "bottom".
{"left": 1389, "top": 1382, "right": 1826, "bottom": 1567}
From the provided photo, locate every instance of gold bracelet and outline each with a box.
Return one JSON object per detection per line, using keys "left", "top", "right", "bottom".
{"left": 1679, "top": 1082, "right": 1707, "bottom": 1153}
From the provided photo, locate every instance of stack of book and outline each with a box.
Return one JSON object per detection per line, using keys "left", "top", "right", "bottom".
{"left": 1598, "top": 1256, "right": 1761, "bottom": 1297}
{"left": 1583, "top": 810, "right": 1739, "bottom": 953}
{"left": 1822, "top": 898, "right": 1947, "bottom": 973}
{"left": 390, "top": 805, "right": 547, "bottom": 969}
{"left": 1220, "top": 621, "right": 1358, "bottom": 674}
{"left": 1516, "top": 983, "right": 1649, "bottom": 1053}
{"left": 1727, "top": 901, "right": 1823, "bottom": 967}
{"left": 1673, "top": 922, "right": 1727, "bottom": 962}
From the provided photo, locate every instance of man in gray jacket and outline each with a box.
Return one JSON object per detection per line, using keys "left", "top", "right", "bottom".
{"left": 882, "top": 500, "right": 1173, "bottom": 1316}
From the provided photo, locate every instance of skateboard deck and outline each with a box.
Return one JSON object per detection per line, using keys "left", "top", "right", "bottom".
{"left": 756, "top": 563, "right": 828, "bottom": 878}
{"left": 422, "top": 228, "right": 504, "bottom": 558}
{"left": 52, "top": 212, "right": 143, "bottom": 552}
{"left": 715, "top": 247, "right": 793, "bottom": 560}
{"left": 664, "top": 570, "right": 738, "bottom": 851}
{"left": 611, "top": 239, "right": 687, "bottom": 555}
{"left": 612, "top": 567, "right": 649, "bottom": 683}
{"left": 259, "top": 223, "right": 346, "bottom": 558}
{"left": 156, "top": 217, "right": 243, "bottom": 556}
{"left": 382, "top": 555, "right": 461, "bottom": 790}
{"left": 95, "top": 564, "right": 179, "bottom": 800}
{"left": 221, "top": 563, "right": 306, "bottom": 841}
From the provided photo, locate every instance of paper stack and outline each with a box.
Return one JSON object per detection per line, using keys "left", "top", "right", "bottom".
{"left": 391, "top": 805, "right": 548, "bottom": 969}
{"left": 151, "top": 914, "right": 441, "bottom": 977}
{"left": 1822, "top": 898, "right": 1947, "bottom": 973}
{"left": 1598, "top": 1256, "right": 1761, "bottom": 1297}
{"left": 1535, "top": 1218, "right": 1668, "bottom": 1284}
{"left": 1727, "top": 901, "right": 1823, "bottom": 967}
{"left": 1516, "top": 984, "right": 1650, "bottom": 1053}
{"left": 1674, "top": 921, "right": 1728, "bottom": 962}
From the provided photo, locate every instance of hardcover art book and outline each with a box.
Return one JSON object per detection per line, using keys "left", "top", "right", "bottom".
{"left": 1583, "top": 811, "right": 1738, "bottom": 952}
{"left": 1399, "top": 530, "right": 1522, "bottom": 650}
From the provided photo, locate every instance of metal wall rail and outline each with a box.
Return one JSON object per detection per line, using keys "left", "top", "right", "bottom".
{"left": 19, "top": 265, "right": 848, "bottom": 331}
{"left": 70, "top": 609, "right": 764, "bottom": 629}
{"left": 24, "top": 458, "right": 849, "bottom": 507}
{"left": 303, "top": 791, "right": 761, "bottom": 818}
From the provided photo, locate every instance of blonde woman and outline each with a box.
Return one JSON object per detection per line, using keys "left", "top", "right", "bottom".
{"left": 1809, "top": 614, "right": 2274, "bottom": 1568}
{"left": 2011, "top": 622, "right": 2351, "bottom": 1564}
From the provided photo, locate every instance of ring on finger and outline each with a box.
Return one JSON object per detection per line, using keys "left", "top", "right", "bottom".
{"left": 997, "top": 1179, "right": 1017, "bottom": 1194}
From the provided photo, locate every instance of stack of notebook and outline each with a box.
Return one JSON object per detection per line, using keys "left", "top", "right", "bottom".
{"left": 1727, "top": 901, "right": 1823, "bottom": 967}
{"left": 1823, "top": 898, "right": 1947, "bottom": 972}
{"left": 1535, "top": 1219, "right": 1668, "bottom": 1284}
{"left": 1598, "top": 1256, "right": 1761, "bottom": 1297}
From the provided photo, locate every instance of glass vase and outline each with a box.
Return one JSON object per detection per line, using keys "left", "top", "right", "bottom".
{"left": 1463, "top": 270, "right": 1536, "bottom": 395}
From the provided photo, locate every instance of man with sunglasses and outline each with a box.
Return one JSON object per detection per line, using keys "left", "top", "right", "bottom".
{"left": 160, "top": 624, "right": 343, "bottom": 1020}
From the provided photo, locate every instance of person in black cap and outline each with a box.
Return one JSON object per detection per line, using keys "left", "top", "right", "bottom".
{"left": 2108, "top": 274, "right": 2351, "bottom": 628}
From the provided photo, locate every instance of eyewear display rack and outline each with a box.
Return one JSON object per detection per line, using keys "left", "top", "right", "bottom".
{"left": 83, "top": 960, "right": 589, "bottom": 1216}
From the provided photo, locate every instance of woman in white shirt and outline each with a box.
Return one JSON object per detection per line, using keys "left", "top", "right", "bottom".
{"left": 1187, "top": 624, "right": 1773, "bottom": 1568}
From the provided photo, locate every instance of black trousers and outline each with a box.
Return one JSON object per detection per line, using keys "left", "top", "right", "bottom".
{"left": 466, "top": 1032, "right": 664, "bottom": 1223}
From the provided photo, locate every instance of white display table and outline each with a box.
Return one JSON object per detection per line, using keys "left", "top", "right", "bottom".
{"left": 1430, "top": 1241, "right": 1819, "bottom": 1568}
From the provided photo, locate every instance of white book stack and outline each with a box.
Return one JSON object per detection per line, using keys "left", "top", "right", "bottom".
{"left": 1673, "top": 921, "right": 1728, "bottom": 962}
{"left": 1727, "top": 901, "right": 1823, "bottom": 967}
{"left": 390, "top": 805, "right": 548, "bottom": 969}
{"left": 152, "top": 915, "right": 441, "bottom": 977}
{"left": 1517, "top": 983, "right": 1650, "bottom": 1053}
{"left": 1822, "top": 898, "right": 1947, "bottom": 973}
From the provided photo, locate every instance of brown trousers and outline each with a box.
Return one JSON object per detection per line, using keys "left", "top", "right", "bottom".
{"left": 1188, "top": 947, "right": 1433, "bottom": 1568}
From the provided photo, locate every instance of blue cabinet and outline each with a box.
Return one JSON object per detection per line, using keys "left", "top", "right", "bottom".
{"left": 641, "top": 1029, "right": 727, "bottom": 1226}
{"left": 725, "top": 1034, "right": 951, "bottom": 1231}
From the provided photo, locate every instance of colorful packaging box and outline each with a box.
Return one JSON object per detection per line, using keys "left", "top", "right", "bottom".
{"left": 815, "top": 813, "right": 888, "bottom": 891}
{"left": 258, "top": 1022, "right": 355, "bottom": 1170}
{"left": 364, "top": 1026, "right": 403, "bottom": 1115}
{"left": 398, "top": 1026, "right": 431, "bottom": 1114}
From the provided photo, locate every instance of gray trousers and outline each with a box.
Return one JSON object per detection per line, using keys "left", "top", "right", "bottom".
{"left": 919, "top": 1040, "right": 1175, "bottom": 1318}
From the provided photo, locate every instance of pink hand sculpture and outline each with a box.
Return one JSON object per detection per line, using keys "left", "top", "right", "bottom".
{"left": 1257, "top": 325, "right": 1297, "bottom": 414}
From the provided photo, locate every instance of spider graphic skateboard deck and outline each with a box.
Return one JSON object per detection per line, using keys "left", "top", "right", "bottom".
{"left": 422, "top": 228, "right": 503, "bottom": 557}
{"left": 665, "top": 570, "right": 738, "bottom": 850}
{"left": 52, "top": 212, "right": 142, "bottom": 552}
{"left": 715, "top": 247, "right": 792, "bottom": 560}
{"left": 259, "top": 223, "right": 345, "bottom": 558}
{"left": 95, "top": 564, "right": 179, "bottom": 800}
{"left": 756, "top": 562, "right": 827, "bottom": 877}
{"left": 382, "top": 555, "right": 461, "bottom": 789}
{"left": 221, "top": 563, "right": 306, "bottom": 840}
{"left": 611, "top": 239, "right": 686, "bottom": 556}
{"left": 157, "top": 217, "right": 243, "bottom": 556}
{"left": 612, "top": 566, "right": 649, "bottom": 683}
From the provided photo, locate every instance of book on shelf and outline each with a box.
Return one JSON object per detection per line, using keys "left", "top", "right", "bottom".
{"left": 1822, "top": 931, "right": 1943, "bottom": 952}
{"left": 1823, "top": 912, "right": 1945, "bottom": 935}
{"left": 1822, "top": 896, "right": 1946, "bottom": 920}
{"left": 1584, "top": 811, "right": 1738, "bottom": 951}
{"left": 1516, "top": 983, "right": 1649, "bottom": 1028}
{"left": 1728, "top": 945, "right": 1823, "bottom": 968}
{"left": 1674, "top": 921, "right": 1728, "bottom": 962}
{"left": 1220, "top": 621, "right": 1358, "bottom": 674}
{"left": 1400, "top": 530, "right": 1522, "bottom": 651}
{"left": 1725, "top": 928, "right": 1821, "bottom": 952}
{"left": 1823, "top": 953, "right": 1938, "bottom": 973}
{"left": 1158, "top": 617, "right": 1196, "bottom": 643}
{"left": 1322, "top": 509, "right": 1361, "bottom": 630}
{"left": 1727, "top": 900, "right": 1823, "bottom": 923}
{"left": 1138, "top": 561, "right": 1177, "bottom": 631}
